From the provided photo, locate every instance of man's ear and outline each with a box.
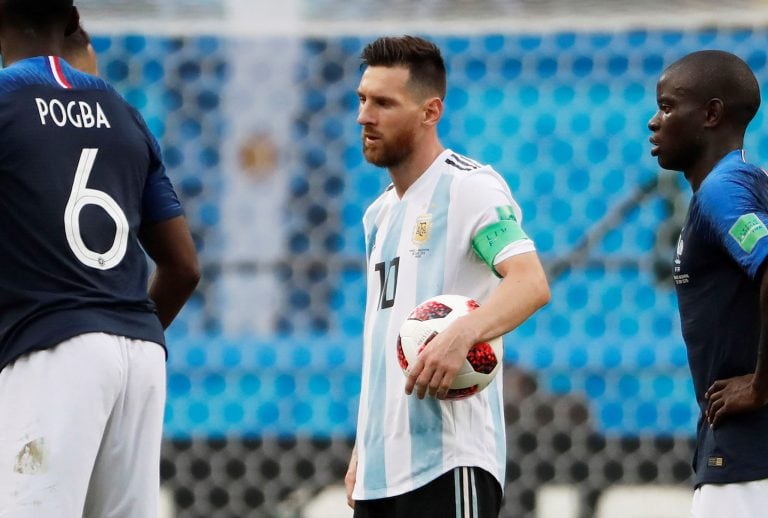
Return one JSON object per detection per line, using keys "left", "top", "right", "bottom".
{"left": 422, "top": 96, "right": 443, "bottom": 128}
{"left": 703, "top": 97, "right": 724, "bottom": 128}
{"left": 64, "top": 5, "right": 80, "bottom": 37}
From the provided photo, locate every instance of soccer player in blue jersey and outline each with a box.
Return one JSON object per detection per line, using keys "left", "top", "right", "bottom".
{"left": 345, "top": 35, "right": 551, "bottom": 517}
{"left": 0, "top": 1, "right": 200, "bottom": 517}
{"left": 649, "top": 50, "right": 768, "bottom": 517}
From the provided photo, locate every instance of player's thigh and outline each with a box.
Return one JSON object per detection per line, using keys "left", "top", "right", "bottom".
{"left": 83, "top": 338, "right": 166, "bottom": 518}
{"left": 692, "top": 478, "right": 768, "bottom": 518}
{"left": 0, "top": 334, "right": 123, "bottom": 518}
{"left": 395, "top": 466, "right": 502, "bottom": 518}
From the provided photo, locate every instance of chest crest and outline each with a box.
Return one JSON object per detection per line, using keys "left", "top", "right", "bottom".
{"left": 412, "top": 213, "right": 432, "bottom": 245}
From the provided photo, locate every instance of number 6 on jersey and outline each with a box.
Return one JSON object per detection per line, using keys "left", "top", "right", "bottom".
{"left": 64, "top": 148, "right": 129, "bottom": 270}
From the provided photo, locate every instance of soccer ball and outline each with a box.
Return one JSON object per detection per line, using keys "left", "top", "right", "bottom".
{"left": 397, "top": 294, "right": 504, "bottom": 400}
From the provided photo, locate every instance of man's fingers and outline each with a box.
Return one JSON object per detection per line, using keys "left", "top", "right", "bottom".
{"left": 705, "top": 381, "right": 726, "bottom": 400}
{"left": 427, "top": 371, "right": 451, "bottom": 399}
{"left": 427, "top": 370, "right": 444, "bottom": 397}
{"left": 710, "top": 406, "right": 723, "bottom": 428}
{"left": 410, "top": 364, "right": 454, "bottom": 399}
{"left": 404, "top": 359, "right": 425, "bottom": 395}
{"left": 707, "top": 398, "right": 725, "bottom": 425}
{"left": 407, "top": 353, "right": 462, "bottom": 399}
{"left": 412, "top": 365, "right": 437, "bottom": 399}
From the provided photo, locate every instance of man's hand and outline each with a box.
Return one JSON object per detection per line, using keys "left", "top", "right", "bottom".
{"left": 403, "top": 253, "right": 550, "bottom": 401}
{"left": 404, "top": 316, "right": 477, "bottom": 400}
{"left": 705, "top": 373, "right": 768, "bottom": 427}
{"left": 345, "top": 449, "right": 357, "bottom": 509}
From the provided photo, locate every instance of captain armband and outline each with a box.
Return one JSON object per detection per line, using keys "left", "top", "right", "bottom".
{"left": 471, "top": 209, "right": 529, "bottom": 277}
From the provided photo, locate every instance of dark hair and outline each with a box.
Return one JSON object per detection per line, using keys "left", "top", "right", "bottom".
{"left": 2, "top": 0, "right": 74, "bottom": 27}
{"left": 668, "top": 50, "right": 760, "bottom": 129}
{"left": 360, "top": 35, "right": 447, "bottom": 100}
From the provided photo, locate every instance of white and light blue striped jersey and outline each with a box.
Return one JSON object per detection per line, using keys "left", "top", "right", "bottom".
{"left": 353, "top": 149, "right": 535, "bottom": 500}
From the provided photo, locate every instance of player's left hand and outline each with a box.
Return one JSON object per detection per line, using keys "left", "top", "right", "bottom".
{"left": 404, "top": 317, "right": 477, "bottom": 400}
{"left": 705, "top": 373, "right": 768, "bottom": 427}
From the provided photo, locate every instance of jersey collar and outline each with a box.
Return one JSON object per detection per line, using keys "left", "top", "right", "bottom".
{"left": 46, "top": 56, "right": 72, "bottom": 89}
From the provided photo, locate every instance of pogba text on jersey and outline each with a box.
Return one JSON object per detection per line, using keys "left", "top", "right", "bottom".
{"left": 34, "top": 97, "right": 111, "bottom": 129}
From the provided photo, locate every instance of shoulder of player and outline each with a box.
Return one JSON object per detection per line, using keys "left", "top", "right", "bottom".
{"left": 701, "top": 161, "right": 767, "bottom": 197}
{"left": 443, "top": 151, "right": 482, "bottom": 171}
{"left": 695, "top": 163, "right": 768, "bottom": 221}
{"left": 0, "top": 58, "right": 94, "bottom": 92}
{"left": 441, "top": 151, "right": 505, "bottom": 179}
{"left": 442, "top": 151, "right": 485, "bottom": 174}
{"left": 0, "top": 65, "right": 120, "bottom": 106}
{"left": 441, "top": 152, "right": 508, "bottom": 191}
{"left": 0, "top": 62, "right": 36, "bottom": 95}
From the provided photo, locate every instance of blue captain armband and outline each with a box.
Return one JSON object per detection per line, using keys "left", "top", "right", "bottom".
{"left": 471, "top": 206, "right": 529, "bottom": 277}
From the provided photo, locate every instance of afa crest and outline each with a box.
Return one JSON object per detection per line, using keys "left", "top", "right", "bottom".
{"left": 412, "top": 214, "right": 432, "bottom": 245}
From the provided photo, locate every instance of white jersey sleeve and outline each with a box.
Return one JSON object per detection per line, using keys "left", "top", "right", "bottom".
{"left": 451, "top": 166, "right": 536, "bottom": 275}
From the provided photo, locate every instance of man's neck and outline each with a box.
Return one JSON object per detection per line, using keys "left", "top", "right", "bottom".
{"left": 389, "top": 140, "right": 445, "bottom": 198}
{"left": 687, "top": 140, "right": 743, "bottom": 192}
{"left": 1, "top": 29, "right": 65, "bottom": 67}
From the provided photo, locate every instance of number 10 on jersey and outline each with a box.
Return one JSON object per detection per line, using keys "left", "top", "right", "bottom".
{"left": 375, "top": 257, "right": 399, "bottom": 310}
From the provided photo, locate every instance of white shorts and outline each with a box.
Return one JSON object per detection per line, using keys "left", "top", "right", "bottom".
{"left": 691, "top": 478, "right": 768, "bottom": 518}
{"left": 0, "top": 332, "right": 166, "bottom": 518}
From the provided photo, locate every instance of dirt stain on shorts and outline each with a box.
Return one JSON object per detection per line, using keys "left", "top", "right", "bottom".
{"left": 14, "top": 438, "right": 48, "bottom": 475}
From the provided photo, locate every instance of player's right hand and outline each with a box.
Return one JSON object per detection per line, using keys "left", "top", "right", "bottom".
{"left": 405, "top": 316, "right": 477, "bottom": 399}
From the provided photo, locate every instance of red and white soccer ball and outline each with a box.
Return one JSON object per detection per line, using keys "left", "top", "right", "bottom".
{"left": 397, "top": 294, "right": 504, "bottom": 400}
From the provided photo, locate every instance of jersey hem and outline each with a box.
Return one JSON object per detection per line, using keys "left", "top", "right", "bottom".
{"left": 0, "top": 307, "right": 166, "bottom": 372}
{"left": 352, "top": 459, "right": 502, "bottom": 501}
{"left": 695, "top": 468, "right": 768, "bottom": 488}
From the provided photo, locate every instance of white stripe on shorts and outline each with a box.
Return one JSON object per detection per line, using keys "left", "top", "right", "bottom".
{"left": 454, "top": 466, "right": 478, "bottom": 518}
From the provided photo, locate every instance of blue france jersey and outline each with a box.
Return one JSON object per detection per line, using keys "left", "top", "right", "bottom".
{"left": 674, "top": 150, "right": 768, "bottom": 485}
{"left": 0, "top": 56, "right": 183, "bottom": 371}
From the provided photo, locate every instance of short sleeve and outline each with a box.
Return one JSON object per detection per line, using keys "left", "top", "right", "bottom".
{"left": 134, "top": 109, "right": 184, "bottom": 224}
{"left": 698, "top": 168, "right": 768, "bottom": 279}
{"left": 454, "top": 168, "right": 536, "bottom": 276}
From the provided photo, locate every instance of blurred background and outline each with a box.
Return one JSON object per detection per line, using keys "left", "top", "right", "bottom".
{"left": 76, "top": 0, "right": 768, "bottom": 516}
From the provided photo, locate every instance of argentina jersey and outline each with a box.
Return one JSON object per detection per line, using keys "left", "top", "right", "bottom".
{"left": 0, "top": 56, "right": 183, "bottom": 371}
{"left": 354, "top": 149, "right": 535, "bottom": 499}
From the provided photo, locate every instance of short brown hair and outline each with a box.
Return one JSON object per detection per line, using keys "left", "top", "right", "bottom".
{"left": 361, "top": 35, "right": 447, "bottom": 101}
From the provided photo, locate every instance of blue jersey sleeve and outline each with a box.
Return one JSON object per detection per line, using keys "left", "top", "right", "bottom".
{"left": 698, "top": 166, "right": 768, "bottom": 279}
{"left": 132, "top": 108, "right": 184, "bottom": 224}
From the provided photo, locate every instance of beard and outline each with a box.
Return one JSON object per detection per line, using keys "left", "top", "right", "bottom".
{"left": 361, "top": 127, "right": 415, "bottom": 168}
